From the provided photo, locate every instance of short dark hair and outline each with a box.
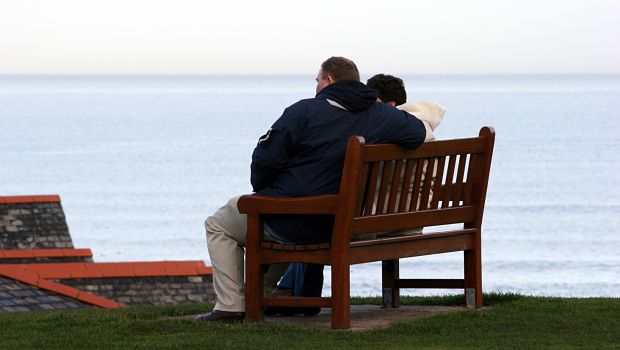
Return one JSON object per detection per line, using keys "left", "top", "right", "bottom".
{"left": 320, "top": 57, "right": 360, "bottom": 82}
{"left": 366, "top": 74, "right": 407, "bottom": 105}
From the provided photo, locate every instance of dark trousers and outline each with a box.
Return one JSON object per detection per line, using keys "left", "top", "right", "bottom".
{"left": 265, "top": 221, "right": 327, "bottom": 297}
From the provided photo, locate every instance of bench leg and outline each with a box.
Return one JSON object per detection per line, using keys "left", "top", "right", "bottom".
{"left": 245, "top": 214, "right": 264, "bottom": 322}
{"left": 382, "top": 259, "right": 400, "bottom": 308}
{"left": 464, "top": 249, "right": 482, "bottom": 308}
{"left": 331, "top": 263, "right": 350, "bottom": 329}
{"left": 245, "top": 260, "right": 264, "bottom": 322}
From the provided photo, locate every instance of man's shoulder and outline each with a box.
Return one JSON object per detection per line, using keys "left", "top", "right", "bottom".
{"left": 282, "top": 97, "right": 328, "bottom": 116}
{"left": 272, "top": 98, "right": 324, "bottom": 129}
{"left": 288, "top": 97, "right": 323, "bottom": 109}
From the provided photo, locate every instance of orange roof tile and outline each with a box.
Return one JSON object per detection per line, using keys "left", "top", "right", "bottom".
{"left": 2, "top": 250, "right": 38, "bottom": 259}
{"left": 0, "top": 195, "right": 61, "bottom": 204}
{"left": 0, "top": 261, "right": 212, "bottom": 279}
{"left": 0, "top": 249, "right": 92, "bottom": 260}
{"left": 32, "top": 249, "right": 63, "bottom": 257}
{"left": 76, "top": 291, "right": 123, "bottom": 308}
{"left": 40, "top": 264, "right": 74, "bottom": 279}
{"left": 97, "top": 263, "right": 136, "bottom": 278}
{"left": 5, "top": 269, "right": 40, "bottom": 286}
{"left": 37, "top": 278, "right": 80, "bottom": 299}
{"left": 66, "top": 248, "right": 93, "bottom": 257}
{"left": 131, "top": 263, "right": 163, "bottom": 277}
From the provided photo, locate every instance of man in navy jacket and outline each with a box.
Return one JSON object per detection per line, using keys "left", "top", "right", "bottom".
{"left": 197, "top": 57, "right": 426, "bottom": 322}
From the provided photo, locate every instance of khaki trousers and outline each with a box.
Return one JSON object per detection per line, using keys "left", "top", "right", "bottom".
{"left": 205, "top": 195, "right": 286, "bottom": 312}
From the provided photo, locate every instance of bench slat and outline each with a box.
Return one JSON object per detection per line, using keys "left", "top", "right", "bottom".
{"left": 442, "top": 155, "right": 457, "bottom": 208}
{"left": 387, "top": 159, "right": 404, "bottom": 213}
{"left": 408, "top": 158, "right": 424, "bottom": 212}
{"left": 453, "top": 154, "right": 468, "bottom": 206}
{"left": 398, "top": 159, "right": 416, "bottom": 212}
{"left": 376, "top": 160, "right": 393, "bottom": 214}
{"left": 351, "top": 206, "right": 476, "bottom": 234}
{"left": 419, "top": 158, "right": 434, "bottom": 210}
{"left": 363, "top": 162, "right": 381, "bottom": 215}
{"left": 363, "top": 137, "right": 487, "bottom": 161}
{"left": 430, "top": 156, "right": 446, "bottom": 209}
{"left": 259, "top": 242, "right": 331, "bottom": 251}
{"left": 463, "top": 154, "right": 478, "bottom": 206}
{"left": 350, "top": 230, "right": 475, "bottom": 264}
{"left": 259, "top": 250, "right": 331, "bottom": 265}
{"left": 350, "top": 228, "right": 476, "bottom": 246}
{"left": 355, "top": 163, "right": 370, "bottom": 216}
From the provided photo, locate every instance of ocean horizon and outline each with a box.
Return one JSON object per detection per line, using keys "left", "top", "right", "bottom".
{"left": 1, "top": 74, "right": 619, "bottom": 297}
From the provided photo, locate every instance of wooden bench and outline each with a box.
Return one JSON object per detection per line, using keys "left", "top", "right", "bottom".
{"left": 238, "top": 126, "right": 496, "bottom": 329}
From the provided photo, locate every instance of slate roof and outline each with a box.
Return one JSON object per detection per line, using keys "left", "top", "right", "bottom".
{"left": 0, "top": 276, "right": 91, "bottom": 312}
{"left": 0, "top": 195, "right": 213, "bottom": 312}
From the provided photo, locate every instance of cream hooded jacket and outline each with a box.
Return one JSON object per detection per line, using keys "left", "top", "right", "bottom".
{"left": 398, "top": 101, "right": 446, "bottom": 141}
{"left": 353, "top": 101, "right": 446, "bottom": 240}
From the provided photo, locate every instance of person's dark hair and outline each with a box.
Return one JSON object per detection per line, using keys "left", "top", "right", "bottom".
{"left": 320, "top": 57, "right": 360, "bottom": 82}
{"left": 366, "top": 74, "right": 407, "bottom": 105}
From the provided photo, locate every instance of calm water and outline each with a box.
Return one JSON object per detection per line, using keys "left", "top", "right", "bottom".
{"left": 1, "top": 74, "right": 619, "bottom": 297}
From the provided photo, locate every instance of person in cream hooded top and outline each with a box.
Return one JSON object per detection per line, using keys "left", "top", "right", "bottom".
{"left": 366, "top": 74, "right": 445, "bottom": 141}
{"left": 364, "top": 74, "right": 446, "bottom": 238}
{"left": 398, "top": 100, "right": 445, "bottom": 141}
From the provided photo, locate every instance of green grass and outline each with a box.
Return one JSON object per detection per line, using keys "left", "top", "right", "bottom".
{"left": 1, "top": 294, "right": 618, "bottom": 349}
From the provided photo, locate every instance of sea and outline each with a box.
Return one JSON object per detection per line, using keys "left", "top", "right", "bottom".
{"left": 1, "top": 74, "right": 619, "bottom": 298}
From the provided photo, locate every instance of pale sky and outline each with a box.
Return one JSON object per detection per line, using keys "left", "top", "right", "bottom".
{"left": 1, "top": 0, "right": 619, "bottom": 74}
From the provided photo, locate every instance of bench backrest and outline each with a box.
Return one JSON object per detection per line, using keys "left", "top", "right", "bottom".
{"left": 332, "top": 127, "right": 495, "bottom": 245}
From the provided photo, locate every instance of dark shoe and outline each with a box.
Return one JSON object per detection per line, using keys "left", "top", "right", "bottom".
{"left": 263, "top": 308, "right": 278, "bottom": 316}
{"left": 194, "top": 310, "right": 244, "bottom": 323}
{"left": 300, "top": 307, "right": 321, "bottom": 316}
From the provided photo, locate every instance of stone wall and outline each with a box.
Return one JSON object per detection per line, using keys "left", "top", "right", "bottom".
{"left": 0, "top": 196, "right": 74, "bottom": 250}
{"left": 60, "top": 275, "right": 216, "bottom": 306}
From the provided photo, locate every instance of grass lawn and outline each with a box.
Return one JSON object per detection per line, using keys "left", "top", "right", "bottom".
{"left": 0, "top": 293, "right": 618, "bottom": 349}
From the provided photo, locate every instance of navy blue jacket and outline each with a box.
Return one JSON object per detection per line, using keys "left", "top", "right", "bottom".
{"left": 251, "top": 80, "right": 426, "bottom": 243}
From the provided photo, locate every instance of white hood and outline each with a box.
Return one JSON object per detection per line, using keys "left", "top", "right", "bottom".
{"left": 398, "top": 101, "right": 446, "bottom": 141}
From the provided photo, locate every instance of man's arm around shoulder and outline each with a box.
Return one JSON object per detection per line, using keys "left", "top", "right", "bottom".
{"left": 396, "top": 110, "right": 427, "bottom": 150}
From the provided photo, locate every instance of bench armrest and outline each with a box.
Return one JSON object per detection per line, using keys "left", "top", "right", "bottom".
{"left": 237, "top": 194, "right": 339, "bottom": 215}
